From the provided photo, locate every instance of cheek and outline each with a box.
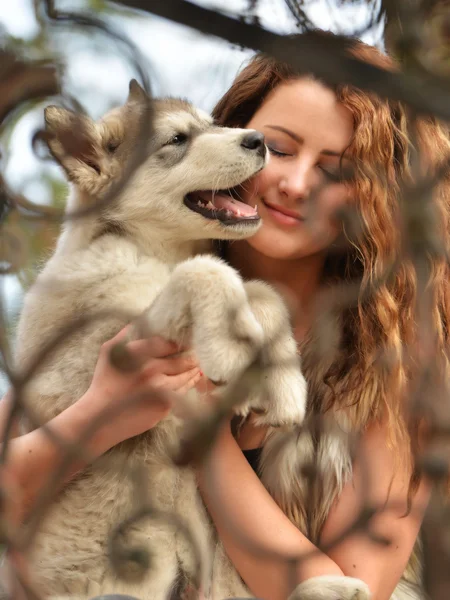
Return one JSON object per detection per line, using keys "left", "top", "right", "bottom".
{"left": 319, "top": 186, "right": 352, "bottom": 225}
{"left": 243, "top": 166, "right": 274, "bottom": 200}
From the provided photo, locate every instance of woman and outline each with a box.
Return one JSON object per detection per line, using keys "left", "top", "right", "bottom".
{"left": 2, "top": 36, "right": 449, "bottom": 600}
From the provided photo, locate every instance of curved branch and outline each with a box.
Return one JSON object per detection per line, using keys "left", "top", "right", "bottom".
{"left": 115, "top": 0, "right": 450, "bottom": 120}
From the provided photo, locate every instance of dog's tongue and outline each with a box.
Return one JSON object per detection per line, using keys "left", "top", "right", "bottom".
{"left": 199, "top": 192, "right": 257, "bottom": 217}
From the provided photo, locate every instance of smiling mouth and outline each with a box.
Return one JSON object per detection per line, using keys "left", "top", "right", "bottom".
{"left": 262, "top": 199, "right": 306, "bottom": 224}
{"left": 184, "top": 189, "right": 260, "bottom": 226}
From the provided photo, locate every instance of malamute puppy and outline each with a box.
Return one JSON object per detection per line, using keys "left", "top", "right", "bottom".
{"left": 14, "top": 80, "right": 307, "bottom": 599}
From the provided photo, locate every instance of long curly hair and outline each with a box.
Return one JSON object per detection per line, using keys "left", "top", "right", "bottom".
{"left": 213, "top": 35, "right": 450, "bottom": 469}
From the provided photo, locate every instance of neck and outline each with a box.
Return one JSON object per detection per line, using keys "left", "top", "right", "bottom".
{"left": 227, "top": 240, "right": 325, "bottom": 339}
{"left": 55, "top": 211, "right": 211, "bottom": 267}
{"left": 127, "top": 223, "right": 212, "bottom": 264}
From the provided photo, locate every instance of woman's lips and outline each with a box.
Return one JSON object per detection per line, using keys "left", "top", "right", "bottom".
{"left": 262, "top": 199, "right": 304, "bottom": 226}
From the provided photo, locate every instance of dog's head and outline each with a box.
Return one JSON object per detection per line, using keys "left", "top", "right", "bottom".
{"left": 45, "top": 80, "right": 266, "bottom": 242}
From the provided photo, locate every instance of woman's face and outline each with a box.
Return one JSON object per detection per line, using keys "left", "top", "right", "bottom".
{"left": 241, "top": 78, "right": 355, "bottom": 261}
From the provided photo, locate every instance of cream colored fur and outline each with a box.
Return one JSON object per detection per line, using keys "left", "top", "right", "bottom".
{"left": 14, "top": 81, "right": 311, "bottom": 600}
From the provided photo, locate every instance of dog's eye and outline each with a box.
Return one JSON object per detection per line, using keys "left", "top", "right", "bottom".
{"left": 106, "top": 141, "right": 120, "bottom": 154}
{"left": 168, "top": 133, "right": 188, "bottom": 145}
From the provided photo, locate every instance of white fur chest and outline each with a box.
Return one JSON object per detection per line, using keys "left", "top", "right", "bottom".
{"left": 15, "top": 236, "right": 174, "bottom": 420}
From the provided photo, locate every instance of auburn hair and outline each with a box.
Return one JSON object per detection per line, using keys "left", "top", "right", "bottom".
{"left": 213, "top": 35, "right": 450, "bottom": 473}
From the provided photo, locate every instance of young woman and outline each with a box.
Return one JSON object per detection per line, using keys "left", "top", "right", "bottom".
{"left": 2, "top": 36, "right": 449, "bottom": 600}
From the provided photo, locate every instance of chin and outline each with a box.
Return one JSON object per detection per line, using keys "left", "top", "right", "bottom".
{"left": 246, "top": 229, "right": 297, "bottom": 260}
{"left": 251, "top": 222, "right": 341, "bottom": 261}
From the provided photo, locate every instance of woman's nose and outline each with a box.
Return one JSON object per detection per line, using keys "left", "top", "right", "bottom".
{"left": 278, "top": 163, "right": 314, "bottom": 201}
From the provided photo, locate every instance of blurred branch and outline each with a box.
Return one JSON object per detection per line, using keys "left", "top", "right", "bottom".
{"left": 283, "top": 0, "right": 316, "bottom": 30}
{"left": 115, "top": 0, "right": 450, "bottom": 120}
{"left": 0, "top": 50, "right": 59, "bottom": 128}
{"left": 41, "top": 0, "right": 151, "bottom": 93}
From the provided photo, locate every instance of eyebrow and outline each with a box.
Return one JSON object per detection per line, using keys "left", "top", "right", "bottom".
{"left": 265, "top": 125, "right": 342, "bottom": 158}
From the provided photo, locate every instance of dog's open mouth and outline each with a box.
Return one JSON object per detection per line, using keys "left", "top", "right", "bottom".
{"left": 184, "top": 190, "right": 260, "bottom": 226}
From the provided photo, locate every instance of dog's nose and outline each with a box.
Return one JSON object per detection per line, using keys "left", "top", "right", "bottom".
{"left": 241, "top": 131, "right": 266, "bottom": 158}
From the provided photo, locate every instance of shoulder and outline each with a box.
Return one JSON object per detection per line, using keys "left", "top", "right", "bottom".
{"left": 333, "top": 417, "right": 429, "bottom": 519}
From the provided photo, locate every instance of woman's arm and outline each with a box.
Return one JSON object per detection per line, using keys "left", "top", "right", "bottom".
{"left": 0, "top": 328, "right": 201, "bottom": 522}
{"left": 0, "top": 386, "right": 122, "bottom": 523}
{"left": 319, "top": 420, "right": 430, "bottom": 600}
{"left": 198, "top": 424, "right": 343, "bottom": 600}
{"left": 197, "top": 420, "right": 430, "bottom": 600}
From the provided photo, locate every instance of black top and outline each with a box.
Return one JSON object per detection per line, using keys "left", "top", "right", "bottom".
{"left": 242, "top": 447, "right": 263, "bottom": 475}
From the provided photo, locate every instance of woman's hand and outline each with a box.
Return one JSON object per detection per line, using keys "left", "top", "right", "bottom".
{"left": 81, "top": 326, "right": 202, "bottom": 447}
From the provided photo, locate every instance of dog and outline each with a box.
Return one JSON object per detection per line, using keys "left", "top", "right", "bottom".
{"left": 14, "top": 80, "right": 376, "bottom": 600}
{"left": 13, "top": 80, "right": 308, "bottom": 599}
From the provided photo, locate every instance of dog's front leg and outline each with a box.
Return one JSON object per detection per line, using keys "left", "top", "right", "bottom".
{"left": 138, "top": 256, "right": 264, "bottom": 385}
{"left": 241, "top": 280, "right": 307, "bottom": 427}
{"left": 288, "top": 575, "right": 371, "bottom": 600}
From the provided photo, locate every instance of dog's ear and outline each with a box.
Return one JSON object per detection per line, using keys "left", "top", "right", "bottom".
{"left": 44, "top": 106, "right": 97, "bottom": 166}
{"left": 44, "top": 106, "right": 104, "bottom": 190}
{"left": 127, "top": 79, "right": 148, "bottom": 105}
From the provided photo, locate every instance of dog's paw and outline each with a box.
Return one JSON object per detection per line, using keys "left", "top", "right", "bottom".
{"left": 194, "top": 302, "right": 264, "bottom": 385}
{"left": 288, "top": 575, "right": 371, "bottom": 600}
{"left": 250, "top": 364, "right": 307, "bottom": 428}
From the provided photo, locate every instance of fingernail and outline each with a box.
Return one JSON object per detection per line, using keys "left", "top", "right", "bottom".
{"left": 199, "top": 371, "right": 203, "bottom": 377}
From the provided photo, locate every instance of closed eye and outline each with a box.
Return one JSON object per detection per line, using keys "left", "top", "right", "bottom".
{"left": 267, "top": 146, "right": 290, "bottom": 158}
{"left": 319, "top": 164, "right": 354, "bottom": 183}
{"left": 318, "top": 165, "right": 341, "bottom": 183}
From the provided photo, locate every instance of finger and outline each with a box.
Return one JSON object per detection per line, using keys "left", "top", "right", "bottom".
{"left": 126, "top": 336, "right": 185, "bottom": 360}
{"left": 195, "top": 376, "right": 218, "bottom": 397}
{"left": 171, "top": 368, "right": 202, "bottom": 392}
{"left": 153, "top": 368, "right": 201, "bottom": 392}
{"left": 177, "top": 370, "right": 203, "bottom": 395}
{"left": 142, "top": 355, "right": 199, "bottom": 378}
{"left": 143, "top": 335, "right": 190, "bottom": 355}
